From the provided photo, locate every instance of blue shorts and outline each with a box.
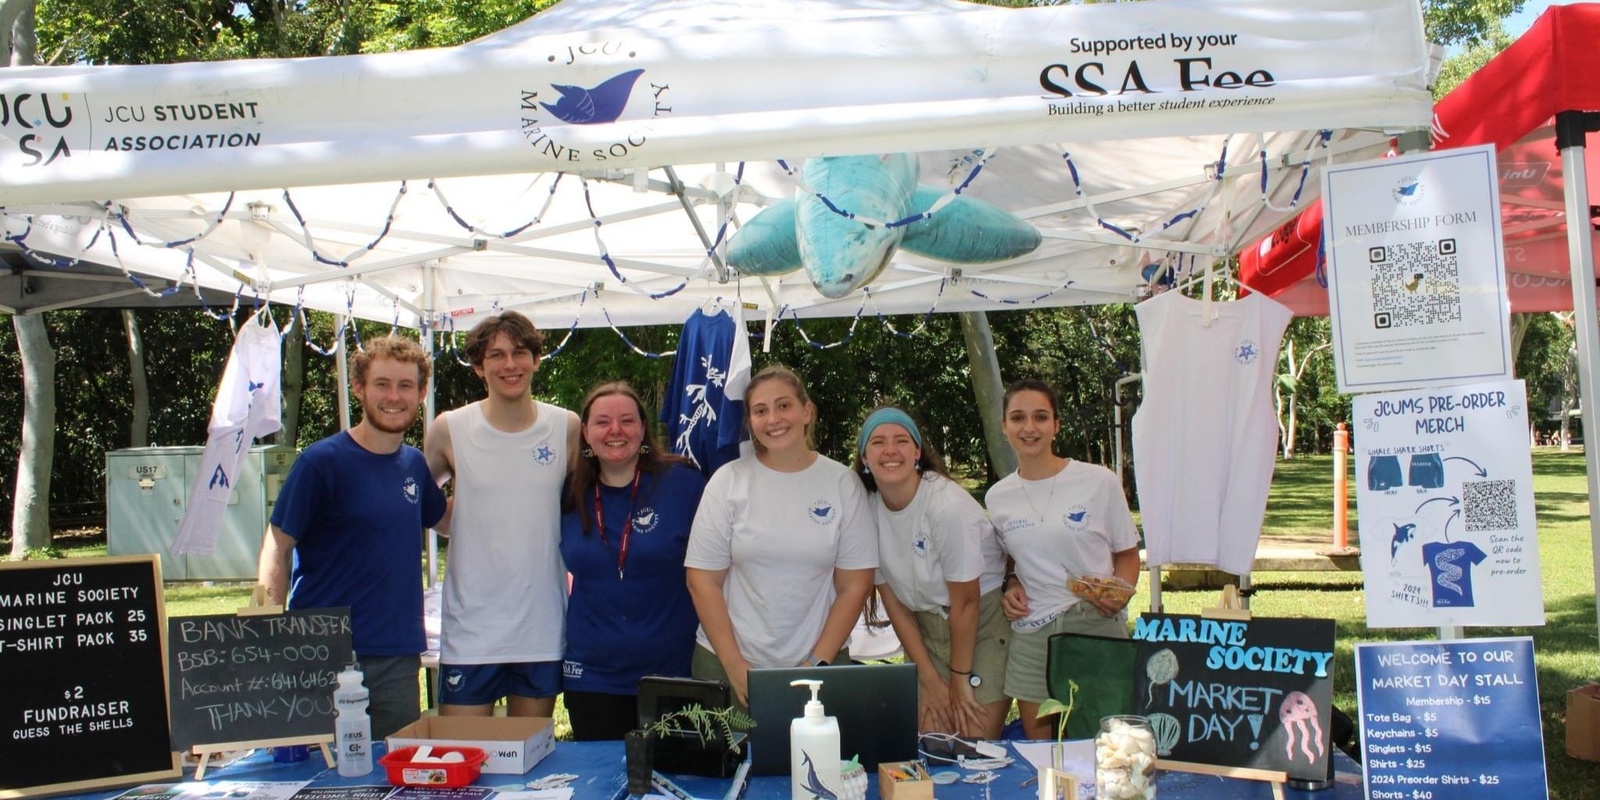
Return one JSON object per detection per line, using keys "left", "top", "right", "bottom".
{"left": 439, "top": 661, "right": 562, "bottom": 706}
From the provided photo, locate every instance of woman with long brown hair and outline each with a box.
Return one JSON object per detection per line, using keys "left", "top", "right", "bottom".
{"left": 685, "top": 365, "right": 878, "bottom": 707}
{"left": 559, "top": 381, "right": 706, "bottom": 740}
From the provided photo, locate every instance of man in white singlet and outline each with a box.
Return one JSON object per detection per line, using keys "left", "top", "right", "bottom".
{"left": 424, "top": 311, "right": 581, "bottom": 717}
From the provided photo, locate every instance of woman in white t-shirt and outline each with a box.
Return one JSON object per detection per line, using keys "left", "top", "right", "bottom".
{"left": 986, "top": 378, "right": 1141, "bottom": 740}
{"left": 855, "top": 406, "right": 1010, "bottom": 739}
{"left": 685, "top": 365, "right": 879, "bottom": 707}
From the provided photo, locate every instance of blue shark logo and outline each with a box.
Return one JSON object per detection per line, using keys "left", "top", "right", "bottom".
{"left": 728, "top": 153, "right": 1041, "bottom": 298}
{"left": 533, "top": 441, "right": 557, "bottom": 466}
{"left": 541, "top": 69, "right": 644, "bottom": 125}
{"left": 913, "top": 536, "right": 928, "bottom": 557}
{"left": 800, "top": 752, "right": 838, "bottom": 800}
{"left": 1235, "top": 339, "right": 1259, "bottom": 365}
{"left": 209, "top": 465, "right": 230, "bottom": 490}
{"left": 1063, "top": 505, "right": 1089, "bottom": 530}
{"left": 403, "top": 476, "right": 420, "bottom": 505}
{"left": 632, "top": 507, "right": 659, "bottom": 534}
{"left": 808, "top": 500, "right": 837, "bottom": 525}
{"left": 1391, "top": 176, "right": 1425, "bottom": 205}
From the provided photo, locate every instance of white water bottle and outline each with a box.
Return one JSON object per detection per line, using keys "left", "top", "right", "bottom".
{"left": 789, "top": 679, "right": 841, "bottom": 800}
{"left": 333, "top": 664, "right": 373, "bottom": 777}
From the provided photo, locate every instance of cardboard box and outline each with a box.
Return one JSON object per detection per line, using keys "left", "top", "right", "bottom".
{"left": 1566, "top": 683, "right": 1600, "bottom": 761}
{"left": 879, "top": 761, "right": 933, "bottom": 800}
{"left": 388, "top": 716, "right": 554, "bottom": 774}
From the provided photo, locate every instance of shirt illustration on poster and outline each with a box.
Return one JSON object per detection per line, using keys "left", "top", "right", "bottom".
{"left": 662, "top": 306, "right": 750, "bottom": 475}
{"left": 1422, "top": 540, "right": 1487, "bottom": 607}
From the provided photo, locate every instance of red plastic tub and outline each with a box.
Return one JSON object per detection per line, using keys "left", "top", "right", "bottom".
{"left": 378, "top": 745, "right": 489, "bottom": 787}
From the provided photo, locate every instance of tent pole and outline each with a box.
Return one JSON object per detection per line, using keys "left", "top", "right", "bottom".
{"left": 336, "top": 316, "right": 351, "bottom": 431}
{"left": 422, "top": 261, "right": 439, "bottom": 588}
{"left": 1554, "top": 110, "right": 1600, "bottom": 648}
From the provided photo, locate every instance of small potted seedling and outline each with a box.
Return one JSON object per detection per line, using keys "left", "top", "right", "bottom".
{"left": 1034, "top": 680, "right": 1081, "bottom": 800}
{"left": 627, "top": 703, "right": 755, "bottom": 789}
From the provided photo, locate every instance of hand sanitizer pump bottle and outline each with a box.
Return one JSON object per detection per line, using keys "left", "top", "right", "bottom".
{"left": 333, "top": 663, "right": 374, "bottom": 777}
{"left": 789, "top": 679, "right": 841, "bottom": 800}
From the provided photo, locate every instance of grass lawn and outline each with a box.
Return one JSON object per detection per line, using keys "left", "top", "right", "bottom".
{"left": 31, "top": 449, "right": 1600, "bottom": 797}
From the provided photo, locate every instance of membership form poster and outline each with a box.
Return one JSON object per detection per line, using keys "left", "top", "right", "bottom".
{"left": 1324, "top": 145, "right": 1512, "bottom": 393}
{"left": 1353, "top": 378, "right": 1542, "bottom": 628}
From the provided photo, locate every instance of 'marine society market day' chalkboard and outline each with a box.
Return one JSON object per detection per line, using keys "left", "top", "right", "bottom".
{"left": 1131, "top": 612, "right": 1337, "bottom": 782}
{"left": 0, "top": 556, "right": 180, "bottom": 799}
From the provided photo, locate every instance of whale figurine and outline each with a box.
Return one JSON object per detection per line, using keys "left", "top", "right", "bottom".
{"left": 728, "top": 153, "right": 1042, "bottom": 298}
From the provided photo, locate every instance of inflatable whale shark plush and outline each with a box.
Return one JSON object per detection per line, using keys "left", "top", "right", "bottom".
{"left": 728, "top": 153, "right": 1042, "bottom": 298}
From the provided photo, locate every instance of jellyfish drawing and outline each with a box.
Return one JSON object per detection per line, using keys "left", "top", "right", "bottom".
{"left": 1145, "top": 648, "right": 1179, "bottom": 707}
{"left": 1148, "top": 713, "right": 1181, "bottom": 756}
{"left": 1278, "top": 691, "right": 1325, "bottom": 763}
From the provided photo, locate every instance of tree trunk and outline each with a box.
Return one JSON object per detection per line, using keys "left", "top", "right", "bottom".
{"left": 280, "top": 314, "right": 304, "bottom": 446}
{"left": 11, "top": 314, "right": 55, "bottom": 557}
{"left": 958, "top": 311, "right": 1016, "bottom": 481}
{"left": 122, "top": 309, "right": 150, "bottom": 447}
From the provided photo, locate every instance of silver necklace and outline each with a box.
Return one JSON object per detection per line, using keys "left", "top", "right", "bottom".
{"left": 1019, "top": 471, "right": 1058, "bottom": 522}
{"left": 1018, "top": 459, "right": 1070, "bottom": 522}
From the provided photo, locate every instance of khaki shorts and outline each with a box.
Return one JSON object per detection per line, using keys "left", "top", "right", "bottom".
{"left": 911, "top": 588, "right": 1010, "bottom": 704}
{"left": 1004, "top": 602, "right": 1129, "bottom": 703}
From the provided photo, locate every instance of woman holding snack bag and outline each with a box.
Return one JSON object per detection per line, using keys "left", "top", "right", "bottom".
{"left": 985, "top": 378, "right": 1141, "bottom": 740}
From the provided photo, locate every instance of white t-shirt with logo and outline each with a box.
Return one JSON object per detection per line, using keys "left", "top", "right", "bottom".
{"left": 985, "top": 460, "right": 1140, "bottom": 631}
{"left": 686, "top": 453, "right": 879, "bottom": 669}
{"left": 874, "top": 474, "right": 1005, "bottom": 613}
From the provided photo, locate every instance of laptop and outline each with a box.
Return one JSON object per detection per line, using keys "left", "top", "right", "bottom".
{"left": 746, "top": 663, "right": 918, "bottom": 775}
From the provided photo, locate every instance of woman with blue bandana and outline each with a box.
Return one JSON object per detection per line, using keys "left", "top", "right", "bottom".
{"left": 854, "top": 407, "right": 1011, "bottom": 739}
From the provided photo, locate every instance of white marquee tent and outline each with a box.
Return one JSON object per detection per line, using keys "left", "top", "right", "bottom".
{"left": 0, "top": 0, "right": 1433, "bottom": 332}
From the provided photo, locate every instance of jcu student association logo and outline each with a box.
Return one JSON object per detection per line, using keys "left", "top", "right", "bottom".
{"left": 2, "top": 91, "right": 79, "bottom": 167}
{"left": 518, "top": 40, "right": 671, "bottom": 166}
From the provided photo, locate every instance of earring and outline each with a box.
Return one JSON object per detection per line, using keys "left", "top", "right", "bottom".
{"left": 581, "top": 447, "right": 594, "bottom": 458}
{"left": 914, "top": 459, "right": 923, "bottom": 472}
{"left": 639, "top": 444, "right": 651, "bottom": 454}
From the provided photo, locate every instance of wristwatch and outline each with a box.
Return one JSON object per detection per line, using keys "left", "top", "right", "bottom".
{"left": 967, "top": 673, "right": 983, "bottom": 688}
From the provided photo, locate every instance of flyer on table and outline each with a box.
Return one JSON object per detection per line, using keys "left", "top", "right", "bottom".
{"left": 1324, "top": 145, "right": 1512, "bottom": 393}
{"left": 1353, "top": 378, "right": 1541, "bottom": 628}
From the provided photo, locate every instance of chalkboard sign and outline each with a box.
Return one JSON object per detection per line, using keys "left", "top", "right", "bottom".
{"left": 1131, "top": 613, "right": 1336, "bottom": 782}
{"left": 167, "top": 607, "right": 353, "bottom": 751}
{"left": 0, "top": 556, "right": 180, "bottom": 799}
{"left": 1356, "top": 637, "right": 1547, "bottom": 798}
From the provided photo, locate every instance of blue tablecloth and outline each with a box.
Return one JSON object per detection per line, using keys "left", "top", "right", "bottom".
{"left": 56, "top": 741, "right": 1364, "bottom": 800}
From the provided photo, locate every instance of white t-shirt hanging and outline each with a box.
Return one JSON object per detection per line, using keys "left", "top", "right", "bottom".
{"left": 1132, "top": 290, "right": 1292, "bottom": 575}
{"left": 873, "top": 474, "right": 1005, "bottom": 613}
{"left": 986, "top": 460, "right": 1140, "bottom": 631}
{"left": 685, "top": 453, "right": 878, "bottom": 669}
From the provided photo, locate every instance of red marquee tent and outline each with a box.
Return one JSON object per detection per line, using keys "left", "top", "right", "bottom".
{"left": 1239, "top": 2, "right": 1600, "bottom": 315}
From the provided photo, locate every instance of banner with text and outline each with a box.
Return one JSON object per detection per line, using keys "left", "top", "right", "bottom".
{"left": 0, "top": 0, "right": 1430, "bottom": 204}
{"left": 1355, "top": 637, "right": 1546, "bottom": 799}
{"left": 1325, "top": 145, "right": 1512, "bottom": 393}
{"left": 1353, "top": 378, "right": 1542, "bottom": 628}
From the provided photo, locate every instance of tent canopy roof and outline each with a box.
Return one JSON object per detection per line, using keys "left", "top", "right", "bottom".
{"left": 0, "top": 0, "right": 1432, "bottom": 327}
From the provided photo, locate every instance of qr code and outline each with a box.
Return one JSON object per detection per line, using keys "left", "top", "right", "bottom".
{"left": 1463, "top": 479, "right": 1517, "bottom": 531}
{"left": 1369, "top": 240, "right": 1462, "bottom": 329}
